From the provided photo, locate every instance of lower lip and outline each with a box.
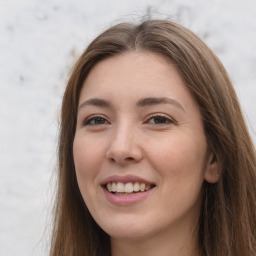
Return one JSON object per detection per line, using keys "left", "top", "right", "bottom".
{"left": 102, "top": 187, "right": 155, "bottom": 206}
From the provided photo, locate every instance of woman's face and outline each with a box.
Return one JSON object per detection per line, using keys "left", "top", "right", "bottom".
{"left": 73, "top": 52, "right": 217, "bottom": 242}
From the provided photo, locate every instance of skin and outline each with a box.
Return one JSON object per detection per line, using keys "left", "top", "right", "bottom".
{"left": 73, "top": 51, "right": 218, "bottom": 256}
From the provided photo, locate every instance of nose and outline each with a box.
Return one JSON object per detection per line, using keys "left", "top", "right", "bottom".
{"left": 106, "top": 123, "right": 143, "bottom": 165}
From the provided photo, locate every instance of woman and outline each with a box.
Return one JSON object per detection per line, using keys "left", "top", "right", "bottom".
{"left": 50, "top": 19, "right": 256, "bottom": 256}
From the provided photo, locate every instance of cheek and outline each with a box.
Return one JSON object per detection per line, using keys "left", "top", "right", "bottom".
{"left": 147, "top": 133, "right": 207, "bottom": 179}
{"left": 73, "top": 136, "right": 105, "bottom": 184}
{"left": 73, "top": 135, "right": 108, "bottom": 215}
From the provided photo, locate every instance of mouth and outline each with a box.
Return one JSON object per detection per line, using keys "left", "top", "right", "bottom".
{"left": 101, "top": 175, "right": 156, "bottom": 205}
{"left": 103, "top": 182, "right": 156, "bottom": 195}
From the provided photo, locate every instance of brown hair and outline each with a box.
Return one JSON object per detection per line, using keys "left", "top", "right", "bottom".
{"left": 50, "top": 19, "right": 256, "bottom": 256}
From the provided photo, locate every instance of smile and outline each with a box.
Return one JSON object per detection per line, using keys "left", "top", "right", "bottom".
{"left": 101, "top": 175, "right": 156, "bottom": 205}
{"left": 105, "top": 182, "right": 155, "bottom": 194}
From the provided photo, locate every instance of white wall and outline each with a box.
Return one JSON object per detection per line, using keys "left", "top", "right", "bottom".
{"left": 0, "top": 0, "right": 255, "bottom": 255}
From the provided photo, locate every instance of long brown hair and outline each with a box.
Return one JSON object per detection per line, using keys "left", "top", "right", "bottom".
{"left": 50, "top": 19, "right": 256, "bottom": 256}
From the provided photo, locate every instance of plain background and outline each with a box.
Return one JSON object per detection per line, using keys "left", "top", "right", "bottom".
{"left": 0, "top": 0, "right": 255, "bottom": 255}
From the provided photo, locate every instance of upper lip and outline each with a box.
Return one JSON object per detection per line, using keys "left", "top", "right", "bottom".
{"left": 101, "top": 175, "right": 156, "bottom": 186}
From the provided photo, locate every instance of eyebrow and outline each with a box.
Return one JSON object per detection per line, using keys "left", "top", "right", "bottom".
{"left": 78, "top": 98, "right": 112, "bottom": 110}
{"left": 78, "top": 97, "right": 185, "bottom": 112}
{"left": 137, "top": 97, "right": 185, "bottom": 112}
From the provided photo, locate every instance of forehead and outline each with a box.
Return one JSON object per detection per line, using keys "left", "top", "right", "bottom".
{"left": 79, "top": 52, "right": 198, "bottom": 111}
{"left": 78, "top": 52, "right": 204, "bottom": 129}
{"left": 82, "top": 52, "right": 184, "bottom": 93}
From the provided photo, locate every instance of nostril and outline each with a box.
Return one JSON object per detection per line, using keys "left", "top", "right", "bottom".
{"left": 108, "top": 156, "right": 115, "bottom": 163}
{"left": 125, "top": 157, "right": 134, "bottom": 161}
{"left": 109, "top": 156, "right": 134, "bottom": 163}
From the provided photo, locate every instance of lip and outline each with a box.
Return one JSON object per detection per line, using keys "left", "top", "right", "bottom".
{"left": 102, "top": 186, "right": 155, "bottom": 206}
{"left": 101, "top": 175, "right": 156, "bottom": 206}
{"left": 101, "top": 174, "right": 155, "bottom": 186}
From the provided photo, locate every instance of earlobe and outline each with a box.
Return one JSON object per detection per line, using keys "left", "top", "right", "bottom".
{"left": 204, "top": 153, "right": 220, "bottom": 184}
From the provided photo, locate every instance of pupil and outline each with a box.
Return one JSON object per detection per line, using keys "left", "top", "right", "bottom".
{"left": 96, "top": 117, "right": 104, "bottom": 124}
{"left": 155, "top": 117, "right": 166, "bottom": 123}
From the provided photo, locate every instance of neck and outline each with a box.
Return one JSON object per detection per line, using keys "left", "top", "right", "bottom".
{"left": 111, "top": 222, "right": 201, "bottom": 256}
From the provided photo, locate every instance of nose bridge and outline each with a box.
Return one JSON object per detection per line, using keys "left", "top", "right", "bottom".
{"left": 106, "top": 118, "right": 142, "bottom": 163}
{"left": 114, "top": 120, "right": 133, "bottom": 145}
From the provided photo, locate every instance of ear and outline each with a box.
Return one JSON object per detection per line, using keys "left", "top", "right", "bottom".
{"left": 204, "top": 152, "right": 220, "bottom": 183}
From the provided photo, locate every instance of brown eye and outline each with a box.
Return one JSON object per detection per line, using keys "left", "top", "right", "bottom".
{"left": 147, "top": 116, "right": 173, "bottom": 125}
{"left": 83, "top": 116, "right": 109, "bottom": 126}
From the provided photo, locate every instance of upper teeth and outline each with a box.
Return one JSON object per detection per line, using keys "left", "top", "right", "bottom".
{"left": 106, "top": 182, "right": 153, "bottom": 193}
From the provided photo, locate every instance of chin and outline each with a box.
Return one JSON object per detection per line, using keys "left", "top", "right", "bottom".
{"left": 99, "top": 218, "right": 156, "bottom": 241}
{"left": 108, "top": 229, "right": 149, "bottom": 241}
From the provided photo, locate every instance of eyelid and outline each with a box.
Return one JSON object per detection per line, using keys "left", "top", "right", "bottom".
{"left": 144, "top": 113, "right": 176, "bottom": 125}
{"left": 82, "top": 114, "right": 110, "bottom": 126}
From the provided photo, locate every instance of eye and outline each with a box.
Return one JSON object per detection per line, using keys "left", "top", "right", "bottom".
{"left": 83, "top": 116, "right": 110, "bottom": 126}
{"left": 146, "top": 115, "right": 174, "bottom": 125}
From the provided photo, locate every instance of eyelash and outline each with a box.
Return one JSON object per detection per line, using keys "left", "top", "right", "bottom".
{"left": 82, "top": 115, "right": 109, "bottom": 126}
{"left": 82, "top": 114, "right": 175, "bottom": 127}
{"left": 145, "top": 114, "right": 175, "bottom": 125}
